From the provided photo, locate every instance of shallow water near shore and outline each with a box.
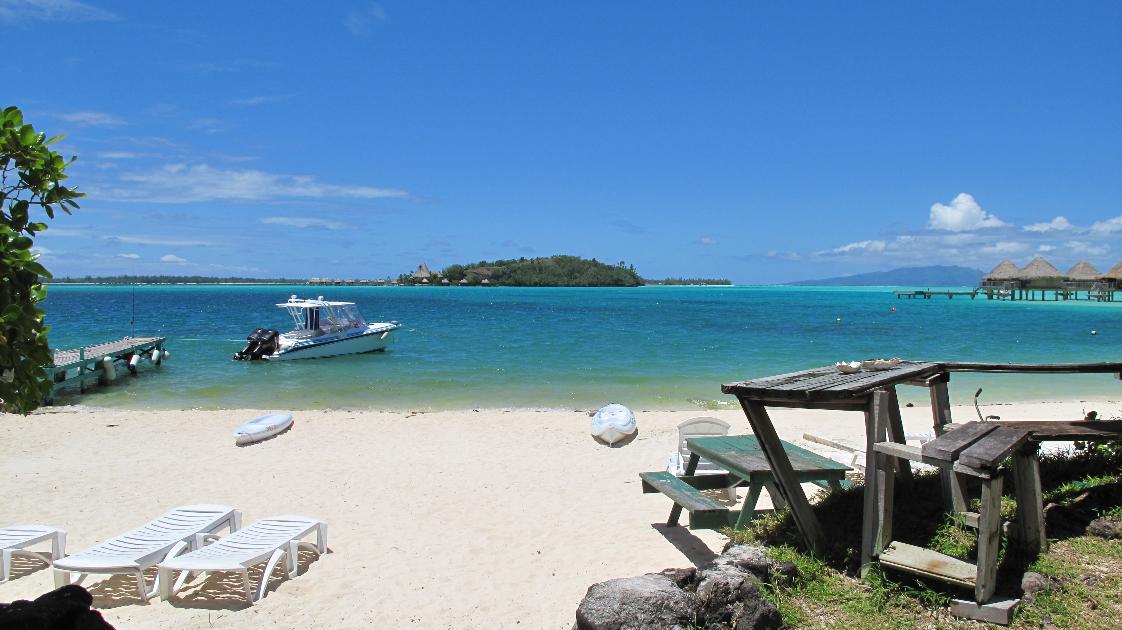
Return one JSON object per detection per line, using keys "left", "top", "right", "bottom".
{"left": 42, "top": 284, "right": 1122, "bottom": 410}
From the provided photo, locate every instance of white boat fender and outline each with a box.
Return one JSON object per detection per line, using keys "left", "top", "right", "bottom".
{"left": 100, "top": 356, "right": 116, "bottom": 382}
{"left": 162, "top": 349, "right": 171, "bottom": 359}
{"left": 127, "top": 354, "right": 140, "bottom": 374}
{"left": 151, "top": 348, "right": 162, "bottom": 364}
{"left": 591, "top": 403, "right": 637, "bottom": 446}
{"left": 234, "top": 413, "right": 294, "bottom": 446}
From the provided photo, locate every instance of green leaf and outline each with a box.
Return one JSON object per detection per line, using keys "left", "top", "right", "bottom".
{"left": 43, "top": 134, "right": 64, "bottom": 145}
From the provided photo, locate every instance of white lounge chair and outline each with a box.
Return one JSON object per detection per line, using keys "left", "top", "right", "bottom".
{"left": 157, "top": 515, "right": 327, "bottom": 605}
{"left": 667, "top": 416, "right": 737, "bottom": 501}
{"left": 53, "top": 504, "right": 240, "bottom": 603}
{"left": 1, "top": 525, "right": 66, "bottom": 583}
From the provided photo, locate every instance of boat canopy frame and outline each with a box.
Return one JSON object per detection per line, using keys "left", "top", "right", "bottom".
{"left": 276, "top": 296, "right": 367, "bottom": 335}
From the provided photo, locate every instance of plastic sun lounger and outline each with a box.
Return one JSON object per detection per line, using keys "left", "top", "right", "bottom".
{"left": 1, "top": 525, "right": 66, "bottom": 583}
{"left": 53, "top": 504, "right": 241, "bottom": 603}
{"left": 157, "top": 515, "right": 327, "bottom": 605}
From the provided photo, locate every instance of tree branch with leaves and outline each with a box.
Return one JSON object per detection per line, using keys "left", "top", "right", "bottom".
{"left": 1, "top": 105, "right": 82, "bottom": 413}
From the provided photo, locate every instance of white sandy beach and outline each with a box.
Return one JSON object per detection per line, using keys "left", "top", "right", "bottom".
{"left": 1, "top": 400, "right": 1116, "bottom": 629}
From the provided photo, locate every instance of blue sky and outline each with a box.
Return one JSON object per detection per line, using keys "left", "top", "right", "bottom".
{"left": 8, "top": 1, "right": 1121, "bottom": 283}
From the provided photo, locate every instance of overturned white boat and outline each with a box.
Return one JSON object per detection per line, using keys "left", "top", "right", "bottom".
{"left": 233, "top": 296, "right": 400, "bottom": 361}
{"left": 591, "top": 403, "right": 637, "bottom": 445}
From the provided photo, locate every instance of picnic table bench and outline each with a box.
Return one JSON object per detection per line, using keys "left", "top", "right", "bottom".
{"left": 640, "top": 435, "right": 850, "bottom": 530}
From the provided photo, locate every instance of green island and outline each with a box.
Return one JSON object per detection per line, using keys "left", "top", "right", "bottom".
{"left": 647, "top": 277, "right": 732, "bottom": 286}
{"left": 404, "top": 255, "right": 643, "bottom": 287}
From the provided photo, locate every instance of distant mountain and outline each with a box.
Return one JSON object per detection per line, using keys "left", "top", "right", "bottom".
{"left": 787, "top": 265, "right": 985, "bottom": 287}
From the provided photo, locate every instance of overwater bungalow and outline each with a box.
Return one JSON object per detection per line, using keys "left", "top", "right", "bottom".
{"left": 979, "top": 256, "right": 1121, "bottom": 301}
{"left": 980, "top": 259, "right": 1020, "bottom": 291}
{"left": 1062, "top": 261, "right": 1101, "bottom": 296}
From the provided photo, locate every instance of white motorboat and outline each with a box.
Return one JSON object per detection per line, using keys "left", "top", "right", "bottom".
{"left": 233, "top": 296, "right": 400, "bottom": 361}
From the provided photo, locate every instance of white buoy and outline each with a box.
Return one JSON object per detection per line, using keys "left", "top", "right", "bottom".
{"left": 1091, "top": 330, "right": 1098, "bottom": 336}
{"left": 99, "top": 356, "right": 116, "bottom": 384}
{"left": 162, "top": 349, "right": 170, "bottom": 360}
{"left": 128, "top": 354, "right": 140, "bottom": 375}
{"left": 151, "top": 348, "right": 161, "bottom": 364}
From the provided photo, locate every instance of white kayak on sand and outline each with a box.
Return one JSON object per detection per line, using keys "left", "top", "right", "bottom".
{"left": 591, "top": 404, "right": 637, "bottom": 445}
{"left": 234, "top": 413, "right": 293, "bottom": 446}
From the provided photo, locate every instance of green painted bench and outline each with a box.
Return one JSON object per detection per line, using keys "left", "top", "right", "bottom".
{"left": 640, "top": 434, "right": 851, "bottom": 530}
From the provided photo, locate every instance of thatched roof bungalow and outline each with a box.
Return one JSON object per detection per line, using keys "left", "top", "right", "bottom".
{"left": 1100, "top": 260, "right": 1122, "bottom": 280}
{"left": 1016, "top": 256, "right": 1064, "bottom": 288}
{"left": 1067, "top": 261, "right": 1100, "bottom": 280}
{"left": 981, "top": 260, "right": 1021, "bottom": 287}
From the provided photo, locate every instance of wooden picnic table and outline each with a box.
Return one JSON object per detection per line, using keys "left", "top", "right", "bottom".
{"left": 720, "top": 360, "right": 1122, "bottom": 557}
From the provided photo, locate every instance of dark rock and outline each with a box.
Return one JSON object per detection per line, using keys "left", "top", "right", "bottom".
{"left": 574, "top": 573, "right": 696, "bottom": 630}
{"left": 1020, "top": 571, "right": 1055, "bottom": 602}
{"left": 696, "top": 565, "right": 782, "bottom": 630}
{"left": 713, "top": 545, "right": 774, "bottom": 580}
{"left": 1086, "top": 516, "right": 1122, "bottom": 539}
{"left": 658, "top": 567, "right": 697, "bottom": 589}
{"left": 0, "top": 584, "right": 114, "bottom": 629}
{"left": 1043, "top": 502, "right": 1094, "bottom": 538}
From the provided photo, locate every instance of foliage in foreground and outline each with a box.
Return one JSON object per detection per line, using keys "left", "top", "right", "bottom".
{"left": 0, "top": 105, "right": 81, "bottom": 414}
{"left": 725, "top": 449, "right": 1122, "bottom": 628}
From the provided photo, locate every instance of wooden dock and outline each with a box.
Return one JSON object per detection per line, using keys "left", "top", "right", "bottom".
{"left": 895, "top": 290, "right": 979, "bottom": 299}
{"left": 46, "top": 336, "right": 167, "bottom": 401}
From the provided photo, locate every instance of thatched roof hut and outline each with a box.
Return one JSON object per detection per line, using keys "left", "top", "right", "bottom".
{"left": 1100, "top": 261, "right": 1122, "bottom": 280}
{"left": 982, "top": 259, "right": 1021, "bottom": 281}
{"left": 1066, "top": 261, "right": 1100, "bottom": 281}
{"left": 1017, "top": 256, "right": 1063, "bottom": 280}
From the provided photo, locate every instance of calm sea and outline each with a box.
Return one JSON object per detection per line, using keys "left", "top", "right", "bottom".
{"left": 41, "top": 285, "right": 1122, "bottom": 411}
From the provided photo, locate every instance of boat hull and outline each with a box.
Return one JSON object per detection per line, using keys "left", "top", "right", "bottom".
{"left": 234, "top": 413, "right": 294, "bottom": 445}
{"left": 265, "top": 327, "right": 396, "bottom": 361}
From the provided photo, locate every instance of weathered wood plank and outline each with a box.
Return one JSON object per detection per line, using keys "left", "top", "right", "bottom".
{"left": 685, "top": 435, "right": 850, "bottom": 482}
{"left": 885, "top": 387, "right": 914, "bottom": 486}
{"left": 957, "top": 427, "right": 1032, "bottom": 470}
{"left": 639, "top": 472, "right": 729, "bottom": 530}
{"left": 921, "top": 421, "right": 998, "bottom": 462}
{"left": 879, "top": 541, "right": 976, "bottom": 587}
{"left": 640, "top": 473, "right": 734, "bottom": 493}
{"left": 943, "top": 361, "right": 1122, "bottom": 373}
{"left": 992, "top": 420, "right": 1122, "bottom": 440}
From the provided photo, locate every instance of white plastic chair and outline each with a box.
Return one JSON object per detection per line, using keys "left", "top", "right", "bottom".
{"left": 1, "top": 525, "right": 66, "bottom": 583}
{"left": 53, "top": 504, "right": 240, "bottom": 603}
{"left": 667, "top": 416, "right": 737, "bottom": 500}
{"left": 157, "top": 515, "right": 327, "bottom": 605}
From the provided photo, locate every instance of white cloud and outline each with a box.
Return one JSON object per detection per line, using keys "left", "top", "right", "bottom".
{"left": 105, "top": 235, "right": 212, "bottom": 247}
{"left": 261, "top": 216, "right": 345, "bottom": 230}
{"left": 57, "top": 111, "right": 124, "bottom": 127}
{"left": 97, "top": 150, "right": 141, "bottom": 159}
{"left": 188, "top": 118, "right": 228, "bottom": 134}
{"left": 97, "top": 163, "right": 408, "bottom": 204}
{"left": 1037, "top": 244, "right": 1056, "bottom": 253}
{"left": 0, "top": 0, "right": 119, "bottom": 22}
{"left": 832, "top": 240, "right": 886, "bottom": 254}
{"left": 160, "top": 254, "right": 188, "bottom": 263}
{"left": 31, "top": 245, "right": 50, "bottom": 257}
{"left": 928, "top": 193, "right": 1005, "bottom": 231}
{"left": 229, "top": 94, "right": 291, "bottom": 107}
{"left": 345, "top": 2, "right": 386, "bottom": 36}
{"left": 699, "top": 236, "right": 717, "bottom": 245}
{"left": 1064, "top": 241, "right": 1109, "bottom": 257}
{"left": 980, "top": 241, "right": 1028, "bottom": 255}
{"left": 1024, "top": 216, "right": 1075, "bottom": 233}
{"left": 115, "top": 253, "right": 140, "bottom": 259}
{"left": 1091, "top": 215, "right": 1122, "bottom": 235}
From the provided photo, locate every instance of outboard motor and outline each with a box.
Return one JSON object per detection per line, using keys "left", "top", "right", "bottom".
{"left": 232, "top": 328, "right": 280, "bottom": 361}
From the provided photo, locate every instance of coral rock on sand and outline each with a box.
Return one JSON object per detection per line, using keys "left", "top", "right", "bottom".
{"left": 573, "top": 545, "right": 783, "bottom": 630}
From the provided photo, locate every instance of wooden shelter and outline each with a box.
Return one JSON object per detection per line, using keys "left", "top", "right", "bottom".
{"left": 1016, "top": 256, "right": 1064, "bottom": 288}
{"left": 980, "top": 260, "right": 1020, "bottom": 288}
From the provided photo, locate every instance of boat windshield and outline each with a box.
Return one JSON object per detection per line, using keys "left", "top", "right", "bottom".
{"left": 281, "top": 301, "right": 366, "bottom": 335}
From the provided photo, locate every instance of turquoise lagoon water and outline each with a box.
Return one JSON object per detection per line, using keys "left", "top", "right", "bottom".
{"left": 41, "top": 285, "right": 1122, "bottom": 410}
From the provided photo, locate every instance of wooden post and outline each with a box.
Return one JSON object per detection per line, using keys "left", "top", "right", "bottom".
{"left": 78, "top": 347, "right": 86, "bottom": 393}
{"left": 1013, "top": 443, "right": 1046, "bottom": 554}
{"left": 975, "top": 476, "right": 1003, "bottom": 603}
{"left": 885, "top": 387, "right": 914, "bottom": 488}
{"left": 740, "top": 398, "right": 827, "bottom": 556}
{"left": 861, "top": 390, "right": 894, "bottom": 576}
{"left": 928, "top": 376, "right": 967, "bottom": 511}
